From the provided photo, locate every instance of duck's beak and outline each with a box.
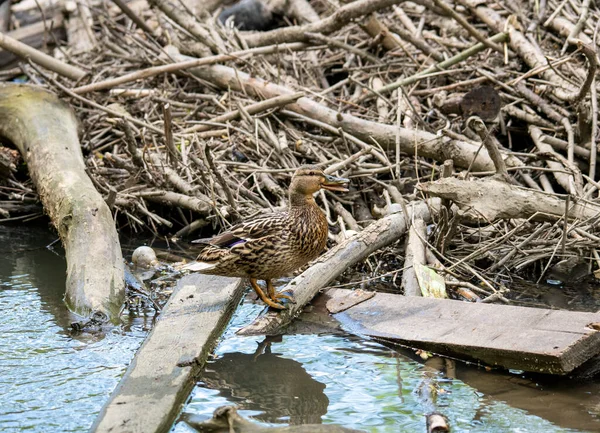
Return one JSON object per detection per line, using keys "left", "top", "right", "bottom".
{"left": 321, "top": 174, "right": 349, "bottom": 192}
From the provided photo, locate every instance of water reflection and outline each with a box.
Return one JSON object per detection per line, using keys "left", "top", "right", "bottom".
{"left": 178, "top": 302, "right": 600, "bottom": 433}
{"left": 455, "top": 364, "right": 600, "bottom": 432}
{"left": 0, "top": 224, "right": 73, "bottom": 329}
{"left": 200, "top": 337, "right": 329, "bottom": 425}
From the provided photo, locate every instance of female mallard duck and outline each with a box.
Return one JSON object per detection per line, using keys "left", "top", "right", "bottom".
{"left": 192, "top": 165, "right": 349, "bottom": 309}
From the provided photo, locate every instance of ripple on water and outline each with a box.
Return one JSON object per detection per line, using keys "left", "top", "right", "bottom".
{"left": 0, "top": 274, "right": 147, "bottom": 433}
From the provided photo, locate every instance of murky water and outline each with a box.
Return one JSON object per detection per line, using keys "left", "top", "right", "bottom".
{"left": 1, "top": 225, "right": 600, "bottom": 432}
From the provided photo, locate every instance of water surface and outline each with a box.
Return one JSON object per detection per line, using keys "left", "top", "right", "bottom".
{"left": 175, "top": 301, "right": 600, "bottom": 433}
{"left": 1, "top": 226, "right": 600, "bottom": 433}
{"left": 0, "top": 226, "right": 147, "bottom": 432}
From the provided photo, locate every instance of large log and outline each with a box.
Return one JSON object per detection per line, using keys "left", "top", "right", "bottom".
{"left": 418, "top": 177, "right": 600, "bottom": 222}
{"left": 90, "top": 273, "right": 244, "bottom": 433}
{"left": 328, "top": 289, "right": 600, "bottom": 375}
{"left": 0, "top": 84, "right": 124, "bottom": 322}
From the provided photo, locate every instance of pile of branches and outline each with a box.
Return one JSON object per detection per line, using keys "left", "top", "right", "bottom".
{"left": 1, "top": 0, "right": 599, "bottom": 301}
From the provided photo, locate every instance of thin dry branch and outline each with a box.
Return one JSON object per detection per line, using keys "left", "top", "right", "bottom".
{"left": 242, "top": 0, "right": 405, "bottom": 47}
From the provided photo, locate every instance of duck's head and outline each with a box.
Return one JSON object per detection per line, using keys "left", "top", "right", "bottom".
{"left": 290, "top": 165, "right": 349, "bottom": 195}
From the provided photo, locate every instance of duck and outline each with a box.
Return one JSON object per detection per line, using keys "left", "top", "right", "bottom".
{"left": 191, "top": 165, "right": 349, "bottom": 309}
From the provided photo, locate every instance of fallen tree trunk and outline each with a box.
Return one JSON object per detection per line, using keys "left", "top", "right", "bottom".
{"left": 0, "top": 84, "right": 124, "bottom": 322}
{"left": 418, "top": 177, "right": 600, "bottom": 222}
{"left": 238, "top": 199, "right": 438, "bottom": 336}
{"left": 166, "top": 46, "right": 524, "bottom": 173}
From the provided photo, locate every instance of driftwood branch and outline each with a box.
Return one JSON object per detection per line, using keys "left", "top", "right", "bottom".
{"left": 72, "top": 42, "right": 307, "bottom": 94}
{"left": 237, "top": 200, "right": 438, "bottom": 336}
{"left": 402, "top": 218, "right": 427, "bottom": 297}
{"left": 0, "top": 31, "right": 86, "bottom": 80}
{"left": 242, "top": 0, "right": 404, "bottom": 48}
{"left": 418, "top": 177, "right": 600, "bottom": 222}
{"left": 0, "top": 84, "right": 124, "bottom": 322}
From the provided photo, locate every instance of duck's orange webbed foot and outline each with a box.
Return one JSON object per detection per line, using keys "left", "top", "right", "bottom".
{"left": 267, "top": 280, "right": 296, "bottom": 305}
{"left": 250, "top": 279, "right": 286, "bottom": 310}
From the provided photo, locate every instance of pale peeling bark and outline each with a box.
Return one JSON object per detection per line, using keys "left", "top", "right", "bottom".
{"left": 419, "top": 177, "right": 600, "bottom": 222}
{"left": 0, "top": 84, "right": 124, "bottom": 322}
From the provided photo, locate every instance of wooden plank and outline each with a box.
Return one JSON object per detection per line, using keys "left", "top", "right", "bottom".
{"left": 90, "top": 274, "right": 244, "bottom": 433}
{"left": 328, "top": 289, "right": 600, "bottom": 375}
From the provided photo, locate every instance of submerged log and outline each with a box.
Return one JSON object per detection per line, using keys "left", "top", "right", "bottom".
{"left": 0, "top": 84, "right": 124, "bottom": 322}
{"left": 237, "top": 199, "right": 438, "bottom": 336}
{"left": 328, "top": 289, "right": 600, "bottom": 375}
{"left": 183, "top": 406, "right": 365, "bottom": 433}
{"left": 90, "top": 273, "right": 244, "bottom": 433}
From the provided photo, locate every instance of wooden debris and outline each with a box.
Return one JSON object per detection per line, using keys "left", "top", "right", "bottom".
{"left": 0, "top": 16, "right": 66, "bottom": 68}
{"left": 0, "top": 29, "right": 85, "bottom": 80}
{"left": 0, "top": 83, "right": 124, "bottom": 322}
{"left": 402, "top": 218, "right": 427, "bottom": 296}
{"left": 419, "top": 177, "right": 600, "bottom": 222}
{"left": 90, "top": 273, "right": 244, "bottom": 433}
{"left": 426, "top": 412, "right": 450, "bottom": 433}
{"left": 326, "top": 289, "right": 376, "bottom": 314}
{"left": 182, "top": 405, "right": 366, "bottom": 433}
{"left": 64, "top": 0, "right": 96, "bottom": 55}
{"left": 330, "top": 289, "right": 600, "bottom": 375}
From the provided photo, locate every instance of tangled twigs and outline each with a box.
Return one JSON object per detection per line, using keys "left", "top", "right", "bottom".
{"left": 0, "top": 32, "right": 86, "bottom": 80}
{"left": 71, "top": 42, "right": 307, "bottom": 95}
{"left": 467, "top": 118, "right": 512, "bottom": 184}
{"left": 3, "top": 0, "right": 600, "bottom": 305}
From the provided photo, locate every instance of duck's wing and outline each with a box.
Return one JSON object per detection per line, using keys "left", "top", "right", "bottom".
{"left": 194, "top": 212, "right": 289, "bottom": 258}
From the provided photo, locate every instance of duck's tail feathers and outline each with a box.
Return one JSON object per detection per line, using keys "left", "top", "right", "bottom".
{"left": 181, "top": 261, "right": 217, "bottom": 272}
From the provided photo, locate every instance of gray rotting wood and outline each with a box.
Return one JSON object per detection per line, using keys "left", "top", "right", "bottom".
{"left": 419, "top": 177, "right": 600, "bottom": 222}
{"left": 90, "top": 273, "right": 244, "bottom": 433}
{"left": 0, "top": 83, "right": 124, "bottom": 322}
{"left": 329, "top": 289, "right": 600, "bottom": 375}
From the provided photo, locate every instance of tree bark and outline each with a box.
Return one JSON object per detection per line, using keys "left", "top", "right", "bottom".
{"left": 0, "top": 84, "right": 124, "bottom": 322}
{"left": 418, "top": 177, "right": 600, "bottom": 222}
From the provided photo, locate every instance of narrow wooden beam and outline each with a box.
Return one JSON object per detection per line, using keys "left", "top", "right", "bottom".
{"left": 90, "top": 274, "right": 244, "bottom": 433}
{"left": 328, "top": 289, "right": 600, "bottom": 375}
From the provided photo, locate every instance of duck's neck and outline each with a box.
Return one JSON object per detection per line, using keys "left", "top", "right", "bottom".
{"left": 289, "top": 191, "right": 317, "bottom": 211}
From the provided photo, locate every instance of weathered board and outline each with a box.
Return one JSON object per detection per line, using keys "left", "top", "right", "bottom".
{"left": 328, "top": 289, "right": 600, "bottom": 375}
{"left": 90, "top": 274, "right": 244, "bottom": 433}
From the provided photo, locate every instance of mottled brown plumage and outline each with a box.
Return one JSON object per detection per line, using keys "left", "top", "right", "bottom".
{"left": 193, "top": 165, "right": 348, "bottom": 309}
